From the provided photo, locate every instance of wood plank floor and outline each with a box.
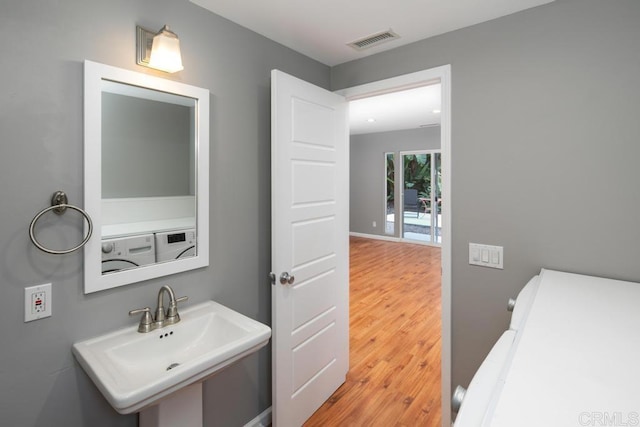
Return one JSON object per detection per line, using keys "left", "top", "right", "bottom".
{"left": 304, "top": 236, "right": 442, "bottom": 427}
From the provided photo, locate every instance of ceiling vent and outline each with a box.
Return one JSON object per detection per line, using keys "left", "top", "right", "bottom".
{"left": 347, "top": 30, "right": 400, "bottom": 51}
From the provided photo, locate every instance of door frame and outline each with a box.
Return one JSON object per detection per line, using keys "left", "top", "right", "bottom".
{"left": 335, "top": 64, "right": 452, "bottom": 427}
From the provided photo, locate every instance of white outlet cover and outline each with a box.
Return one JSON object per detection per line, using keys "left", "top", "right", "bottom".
{"left": 24, "top": 283, "right": 52, "bottom": 322}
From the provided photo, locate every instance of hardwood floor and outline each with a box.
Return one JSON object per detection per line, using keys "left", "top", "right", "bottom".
{"left": 304, "top": 236, "right": 442, "bottom": 427}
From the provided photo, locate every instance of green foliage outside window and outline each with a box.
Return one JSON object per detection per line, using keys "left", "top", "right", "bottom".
{"left": 386, "top": 152, "right": 442, "bottom": 204}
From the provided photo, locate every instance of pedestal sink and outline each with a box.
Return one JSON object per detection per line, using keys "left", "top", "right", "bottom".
{"left": 72, "top": 300, "right": 271, "bottom": 426}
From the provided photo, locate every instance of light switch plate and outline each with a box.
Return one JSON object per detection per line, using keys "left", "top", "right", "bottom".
{"left": 469, "top": 243, "right": 504, "bottom": 269}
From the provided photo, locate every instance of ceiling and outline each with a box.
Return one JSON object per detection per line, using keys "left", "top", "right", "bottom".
{"left": 349, "top": 84, "right": 441, "bottom": 135}
{"left": 189, "top": 0, "right": 554, "bottom": 135}
{"left": 190, "top": 0, "right": 554, "bottom": 66}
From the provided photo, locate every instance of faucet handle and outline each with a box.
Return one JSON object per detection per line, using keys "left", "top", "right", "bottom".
{"left": 129, "top": 307, "right": 154, "bottom": 333}
{"left": 166, "top": 295, "right": 188, "bottom": 323}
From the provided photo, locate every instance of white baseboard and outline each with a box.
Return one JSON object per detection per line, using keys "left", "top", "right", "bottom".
{"left": 349, "top": 231, "right": 439, "bottom": 247}
{"left": 349, "top": 231, "right": 401, "bottom": 242}
{"left": 244, "top": 407, "right": 271, "bottom": 427}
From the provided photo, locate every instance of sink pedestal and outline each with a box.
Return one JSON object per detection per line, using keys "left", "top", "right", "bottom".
{"left": 139, "top": 383, "right": 203, "bottom": 427}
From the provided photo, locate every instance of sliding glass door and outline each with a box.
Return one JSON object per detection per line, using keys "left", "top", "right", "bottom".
{"left": 400, "top": 150, "right": 441, "bottom": 244}
{"left": 385, "top": 152, "right": 395, "bottom": 235}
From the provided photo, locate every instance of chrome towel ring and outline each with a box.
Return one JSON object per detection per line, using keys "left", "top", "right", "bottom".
{"left": 29, "top": 191, "right": 93, "bottom": 255}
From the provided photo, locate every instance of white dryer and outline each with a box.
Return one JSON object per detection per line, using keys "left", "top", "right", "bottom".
{"left": 155, "top": 229, "right": 196, "bottom": 262}
{"left": 101, "top": 234, "right": 156, "bottom": 274}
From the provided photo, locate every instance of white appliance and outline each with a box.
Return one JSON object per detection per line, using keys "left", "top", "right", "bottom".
{"left": 155, "top": 229, "right": 196, "bottom": 262}
{"left": 101, "top": 234, "right": 156, "bottom": 274}
{"left": 454, "top": 269, "right": 640, "bottom": 427}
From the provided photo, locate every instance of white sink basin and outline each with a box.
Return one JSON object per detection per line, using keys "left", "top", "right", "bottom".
{"left": 72, "top": 300, "right": 271, "bottom": 414}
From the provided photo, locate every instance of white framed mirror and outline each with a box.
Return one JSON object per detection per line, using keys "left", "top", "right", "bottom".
{"left": 83, "top": 60, "right": 209, "bottom": 294}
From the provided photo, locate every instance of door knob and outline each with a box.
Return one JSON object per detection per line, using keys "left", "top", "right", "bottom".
{"left": 279, "top": 272, "right": 295, "bottom": 285}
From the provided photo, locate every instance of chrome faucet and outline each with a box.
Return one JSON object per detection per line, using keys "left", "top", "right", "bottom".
{"left": 129, "top": 285, "right": 188, "bottom": 333}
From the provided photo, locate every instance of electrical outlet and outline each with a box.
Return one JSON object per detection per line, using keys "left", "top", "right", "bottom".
{"left": 24, "top": 283, "right": 52, "bottom": 322}
{"left": 372, "top": 221, "right": 377, "bottom": 228}
{"left": 33, "top": 291, "right": 46, "bottom": 312}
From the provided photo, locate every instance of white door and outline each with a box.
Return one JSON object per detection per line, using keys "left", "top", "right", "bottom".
{"left": 271, "top": 70, "right": 349, "bottom": 427}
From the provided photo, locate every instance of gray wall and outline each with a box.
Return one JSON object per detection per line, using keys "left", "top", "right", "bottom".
{"left": 350, "top": 127, "right": 441, "bottom": 236}
{"left": 334, "top": 0, "right": 640, "bottom": 395}
{"left": 0, "top": 1, "right": 328, "bottom": 426}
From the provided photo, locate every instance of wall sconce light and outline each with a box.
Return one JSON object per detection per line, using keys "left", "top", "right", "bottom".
{"left": 136, "top": 25, "right": 184, "bottom": 73}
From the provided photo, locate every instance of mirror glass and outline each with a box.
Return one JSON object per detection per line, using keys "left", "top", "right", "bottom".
{"left": 84, "top": 60, "right": 209, "bottom": 294}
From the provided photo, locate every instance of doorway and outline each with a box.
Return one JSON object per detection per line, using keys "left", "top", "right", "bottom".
{"left": 337, "top": 65, "right": 452, "bottom": 426}
{"left": 270, "top": 67, "right": 451, "bottom": 426}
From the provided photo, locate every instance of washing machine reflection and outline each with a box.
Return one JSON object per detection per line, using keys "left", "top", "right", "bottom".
{"left": 101, "top": 234, "right": 156, "bottom": 274}
{"left": 155, "top": 229, "right": 196, "bottom": 262}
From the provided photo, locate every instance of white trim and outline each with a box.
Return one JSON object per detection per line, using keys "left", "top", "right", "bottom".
{"left": 337, "top": 64, "right": 452, "bottom": 427}
{"left": 350, "top": 231, "right": 401, "bottom": 242}
{"left": 349, "top": 232, "right": 440, "bottom": 247}
{"left": 335, "top": 68, "right": 442, "bottom": 101}
{"left": 243, "top": 407, "right": 272, "bottom": 427}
